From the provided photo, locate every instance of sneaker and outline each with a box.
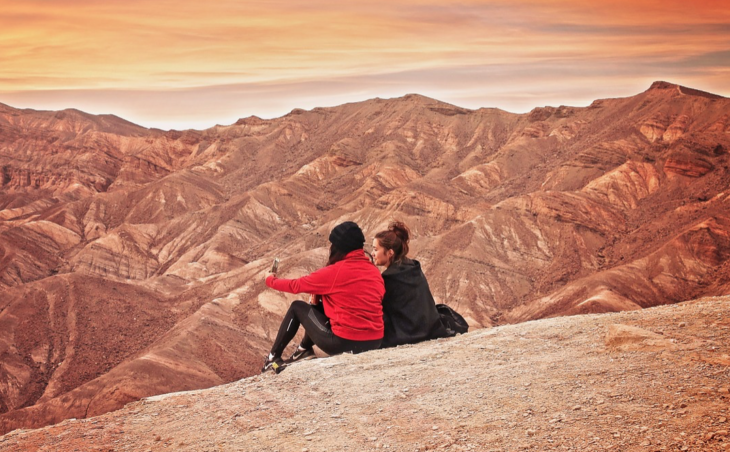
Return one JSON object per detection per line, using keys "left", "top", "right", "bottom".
{"left": 261, "top": 356, "right": 286, "bottom": 374}
{"left": 285, "top": 347, "right": 316, "bottom": 364}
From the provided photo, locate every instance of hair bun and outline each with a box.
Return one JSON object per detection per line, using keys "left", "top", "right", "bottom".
{"left": 389, "top": 221, "right": 410, "bottom": 244}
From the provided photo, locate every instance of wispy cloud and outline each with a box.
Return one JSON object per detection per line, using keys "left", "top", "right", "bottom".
{"left": 0, "top": 0, "right": 728, "bottom": 128}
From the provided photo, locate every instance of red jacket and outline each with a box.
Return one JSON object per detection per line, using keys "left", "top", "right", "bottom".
{"left": 266, "top": 249, "right": 385, "bottom": 341}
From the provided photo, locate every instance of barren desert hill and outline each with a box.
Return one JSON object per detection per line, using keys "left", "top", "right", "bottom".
{"left": 1, "top": 295, "right": 729, "bottom": 452}
{"left": 1, "top": 81, "right": 730, "bottom": 434}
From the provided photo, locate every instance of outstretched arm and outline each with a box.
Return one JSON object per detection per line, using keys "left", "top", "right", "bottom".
{"left": 265, "top": 264, "right": 341, "bottom": 295}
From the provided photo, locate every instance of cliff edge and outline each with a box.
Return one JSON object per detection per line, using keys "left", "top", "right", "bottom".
{"left": 2, "top": 296, "right": 729, "bottom": 451}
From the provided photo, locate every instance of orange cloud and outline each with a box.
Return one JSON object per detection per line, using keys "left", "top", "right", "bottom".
{"left": 1, "top": 0, "right": 728, "bottom": 128}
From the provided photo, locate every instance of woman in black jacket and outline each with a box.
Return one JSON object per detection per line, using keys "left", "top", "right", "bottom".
{"left": 372, "top": 221, "right": 451, "bottom": 348}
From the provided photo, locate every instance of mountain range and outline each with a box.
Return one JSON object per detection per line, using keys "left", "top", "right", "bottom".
{"left": 1, "top": 81, "right": 729, "bottom": 434}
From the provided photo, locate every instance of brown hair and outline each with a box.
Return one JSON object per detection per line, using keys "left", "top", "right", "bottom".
{"left": 326, "top": 243, "right": 349, "bottom": 266}
{"left": 374, "top": 221, "right": 410, "bottom": 266}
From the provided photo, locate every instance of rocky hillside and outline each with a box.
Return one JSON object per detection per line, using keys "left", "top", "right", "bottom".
{"left": 1, "top": 296, "right": 729, "bottom": 451}
{"left": 1, "top": 81, "right": 730, "bottom": 433}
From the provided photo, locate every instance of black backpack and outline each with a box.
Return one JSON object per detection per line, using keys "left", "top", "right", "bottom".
{"left": 436, "top": 304, "right": 469, "bottom": 335}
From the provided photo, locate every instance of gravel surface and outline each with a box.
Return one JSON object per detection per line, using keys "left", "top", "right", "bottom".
{"left": 2, "top": 296, "right": 729, "bottom": 452}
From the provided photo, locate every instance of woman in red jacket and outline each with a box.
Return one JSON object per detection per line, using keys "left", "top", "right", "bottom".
{"left": 262, "top": 221, "right": 385, "bottom": 373}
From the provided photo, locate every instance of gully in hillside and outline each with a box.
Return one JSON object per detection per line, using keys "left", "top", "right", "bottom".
{"left": 372, "top": 221, "right": 454, "bottom": 349}
{"left": 262, "top": 221, "right": 385, "bottom": 373}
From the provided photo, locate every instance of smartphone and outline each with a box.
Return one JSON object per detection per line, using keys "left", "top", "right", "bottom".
{"left": 270, "top": 258, "right": 280, "bottom": 273}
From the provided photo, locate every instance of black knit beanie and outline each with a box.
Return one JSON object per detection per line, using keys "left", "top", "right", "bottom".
{"left": 328, "top": 221, "right": 365, "bottom": 254}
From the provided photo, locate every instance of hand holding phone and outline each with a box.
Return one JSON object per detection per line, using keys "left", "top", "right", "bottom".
{"left": 270, "top": 258, "right": 280, "bottom": 273}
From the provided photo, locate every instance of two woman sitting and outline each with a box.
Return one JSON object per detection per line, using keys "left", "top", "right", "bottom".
{"left": 262, "top": 220, "right": 450, "bottom": 373}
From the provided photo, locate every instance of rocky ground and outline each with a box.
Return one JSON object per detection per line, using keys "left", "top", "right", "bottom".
{"left": 1, "top": 295, "right": 729, "bottom": 452}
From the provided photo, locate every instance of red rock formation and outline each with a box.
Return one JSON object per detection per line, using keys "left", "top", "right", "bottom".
{"left": 1, "top": 81, "right": 729, "bottom": 433}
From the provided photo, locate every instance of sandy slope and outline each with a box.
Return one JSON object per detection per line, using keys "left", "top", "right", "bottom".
{"left": 2, "top": 295, "right": 728, "bottom": 452}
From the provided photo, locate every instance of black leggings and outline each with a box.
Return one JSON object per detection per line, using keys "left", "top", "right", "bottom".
{"left": 269, "top": 300, "right": 381, "bottom": 358}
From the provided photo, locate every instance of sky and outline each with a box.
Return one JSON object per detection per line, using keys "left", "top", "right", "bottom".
{"left": 1, "top": 0, "right": 729, "bottom": 130}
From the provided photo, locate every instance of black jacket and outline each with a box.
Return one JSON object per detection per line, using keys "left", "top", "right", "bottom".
{"left": 380, "top": 259, "right": 451, "bottom": 348}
